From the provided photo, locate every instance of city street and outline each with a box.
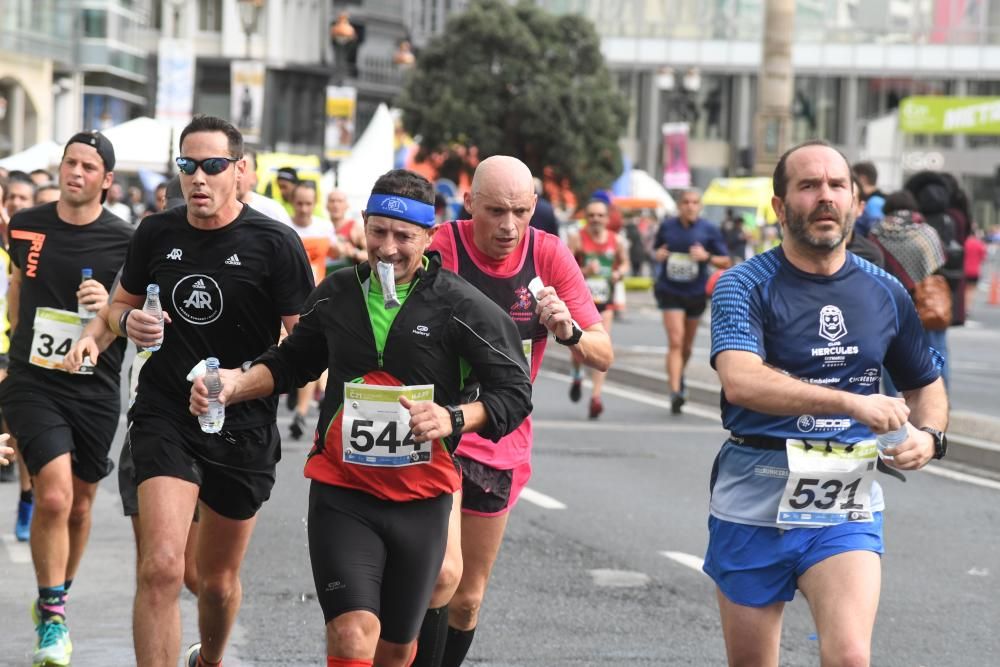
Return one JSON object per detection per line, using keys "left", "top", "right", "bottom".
{"left": 2, "top": 340, "right": 998, "bottom": 665}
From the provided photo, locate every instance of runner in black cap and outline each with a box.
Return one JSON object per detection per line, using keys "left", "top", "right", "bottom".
{"left": 0, "top": 129, "right": 132, "bottom": 666}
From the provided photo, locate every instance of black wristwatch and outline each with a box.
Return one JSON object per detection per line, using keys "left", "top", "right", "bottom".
{"left": 554, "top": 321, "right": 583, "bottom": 346}
{"left": 919, "top": 426, "right": 947, "bottom": 460}
{"left": 445, "top": 405, "right": 465, "bottom": 435}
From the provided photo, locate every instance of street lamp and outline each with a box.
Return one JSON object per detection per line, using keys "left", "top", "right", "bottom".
{"left": 237, "top": 0, "right": 264, "bottom": 59}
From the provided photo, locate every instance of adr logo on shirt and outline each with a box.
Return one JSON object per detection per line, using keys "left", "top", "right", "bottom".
{"left": 172, "top": 274, "right": 224, "bottom": 325}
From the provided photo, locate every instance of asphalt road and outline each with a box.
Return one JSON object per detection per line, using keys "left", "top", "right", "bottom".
{"left": 1, "top": 373, "right": 998, "bottom": 665}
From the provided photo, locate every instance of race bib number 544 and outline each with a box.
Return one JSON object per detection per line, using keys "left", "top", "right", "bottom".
{"left": 777, "top": 439, "right": 878, "bottom": 528}
{"left": 342, "top": 383, "right": 435, "bottom": 467}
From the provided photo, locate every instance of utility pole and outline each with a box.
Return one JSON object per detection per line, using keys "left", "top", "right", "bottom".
{"left": 752, "top": 0, "right": 796, "bottom": 176}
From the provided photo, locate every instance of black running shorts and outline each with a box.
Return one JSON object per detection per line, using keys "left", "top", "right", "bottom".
{"left": 0, "top": 377, "right": 119, "bottom": 483}
{"left": 654, "top": 289, "right": 708, "bottom": 318}
{"left": 128, "top": 409, "right": 280, "bottom": 521}
{"left": 307, "top": 482, "right": 452, "bottom": 643}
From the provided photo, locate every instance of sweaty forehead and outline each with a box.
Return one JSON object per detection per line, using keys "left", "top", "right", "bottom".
{"left": 181, "top": 131, "right": 230, "bottom": 156}
{"left": 787, "top": 146, "right": 850, "bottom": 183}
{"left": 63, "top": 142, "right": 104, "bottom": 167}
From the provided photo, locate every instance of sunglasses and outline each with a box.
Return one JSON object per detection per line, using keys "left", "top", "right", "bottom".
{"left": 175, "top": 156, "right": 238, "bottom": 176}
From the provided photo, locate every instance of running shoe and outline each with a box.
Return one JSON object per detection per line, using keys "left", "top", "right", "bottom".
{"left": 289, "top": 413, "right": 306, "bottom": 440}
{"left": 30, "top": 598, "right": 40, "bottom": 628}
{"left": 670, "top": 392, "right": 685, "bottom": 415}
{"left": 32, "top": 619, "right": 71, "bottom": 667}
{"left": 569, "top": 378, "right": 582, "bottom": 403}
{"left": 588, "top": 396, "right": 604, "bottom": 420}
{"left": 16, "top": 498, "right": 33, "bottom": 542}
{"left": 185, "top": 642, "right": 218, "bottom": 667}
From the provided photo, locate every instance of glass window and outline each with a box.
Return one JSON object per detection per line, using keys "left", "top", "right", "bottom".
{"left": 791, "top": 76, "right": 843, "bottom": 144}
{"left": 82, "top": 9, "right": 107, "bottom": 38}
{"left": 198, "top": 0, "right": 223, "bottom": 32}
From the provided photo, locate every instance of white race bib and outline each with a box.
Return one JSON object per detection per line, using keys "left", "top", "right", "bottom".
{"left": 585, "top": 276, "right": 611, "bottom": 303}
{"left": 30, "top": 307, "right": 91, "bottom": 374}
{"left": 777, "top": 439, "right": 878, "bottom": 528}
{"left": 666, "top": 253, "right": 698, "bottom": 282}
{"left": 342, "top": 383, "right": 435, "bottom": 467}
{"left": 521, "top": 338, "right": 533, "bottom": 367}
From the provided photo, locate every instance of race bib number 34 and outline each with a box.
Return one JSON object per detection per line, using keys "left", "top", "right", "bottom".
{"left": 30, "top": 307, "right": 90, "bottom": 374}
{"left": 777, "top": 439, "right": 878, "bottom": 528}
{"left": 342, "top": 383, "right": 435, "bottom": 467}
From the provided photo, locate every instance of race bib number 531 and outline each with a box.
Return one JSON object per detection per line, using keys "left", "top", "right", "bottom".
{"left": 777, "top": 439, "right": 878, "bottom": 528}
{"left": 342, "top": 383, "right": 435, "bottom": 467}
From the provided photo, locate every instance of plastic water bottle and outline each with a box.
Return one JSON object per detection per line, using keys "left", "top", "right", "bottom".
{"left": 876, "top": 424, "right": 909, "bottom": 459}
{"left": 143, "top": 284, "right": 164, "bottom": 352}
{"left": 199, "top": 357, "right": 225, "bottom": 434}
{"left": 78, "top": 268, "right": 94, "bottom": 323}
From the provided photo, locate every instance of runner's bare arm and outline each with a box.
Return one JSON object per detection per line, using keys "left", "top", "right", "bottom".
{"left": 715, "top": 349, "right": 910, "bottom": 432}
{"left": 108, "top": 285, "right": 171, "bottom": 347}
{"left": 887, "top": 377, "right": 949, "bottom": 470}
{"left": 190, "top": 364, "right": 275, "bottom": 415}
{"left": 63, "top": 304, "right": 118, "bottom": 372}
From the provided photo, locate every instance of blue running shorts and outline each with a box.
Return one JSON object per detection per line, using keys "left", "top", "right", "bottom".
{"left": 703, "top": 512, "right": 884, "bottom": 607}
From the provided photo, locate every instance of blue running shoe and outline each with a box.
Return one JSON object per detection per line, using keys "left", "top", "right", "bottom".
{"left": 16, "top": 498, "right": 33, "bottom": 542}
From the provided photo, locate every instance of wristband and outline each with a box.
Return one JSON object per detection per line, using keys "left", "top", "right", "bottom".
{"left": 118, "top": 308, "right": 133, "bottom": 337}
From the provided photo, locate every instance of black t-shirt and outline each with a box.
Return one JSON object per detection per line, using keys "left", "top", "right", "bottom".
{"left": 121, "top": 203, "right": 314, "bottom": 428}
{"left": 6, "top": 202, "right": 133, "bottom": 398}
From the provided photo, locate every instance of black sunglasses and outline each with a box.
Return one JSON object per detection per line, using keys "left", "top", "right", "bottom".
{"left": 175, "top": 156, "right": 238, "bottom": 176}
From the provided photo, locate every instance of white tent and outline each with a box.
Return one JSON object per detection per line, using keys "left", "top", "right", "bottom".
{"left": 625, "top": 169, "right": 677, "bottom": 217}
{"left": 101, "top": 116, "right": 177, "bottom": 173}
{"left": 0, "top": 141, "right": 63, "bottom": 173}
{"left": 321, "top": 103, "right": 395, "bottom": 215}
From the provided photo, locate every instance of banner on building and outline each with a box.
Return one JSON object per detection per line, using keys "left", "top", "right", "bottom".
{"left": 325, "top": 86, "right": 357, "bottom": 160}
{"left": 900, "top": 96, "right": 1000, "bottom": 135}
{"left": 155, "top": 38, "right": 195, "bottom": 129}
{"left": 662, "top": 122, "right": 691, "bottom": 189}
{"left": 230, "top": 61, "right": 266, "bottom": 144}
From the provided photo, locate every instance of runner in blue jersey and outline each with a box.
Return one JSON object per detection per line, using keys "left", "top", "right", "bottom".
{"left": 706, "top": 140, "right": 948, "bottom": 667}
{"left": 652, "top": 189, "right": 730, "bottom": 413}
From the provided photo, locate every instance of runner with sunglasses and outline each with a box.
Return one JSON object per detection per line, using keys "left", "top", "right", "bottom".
{"left": 104, "top": 115, "right": 314, "bottom": 667}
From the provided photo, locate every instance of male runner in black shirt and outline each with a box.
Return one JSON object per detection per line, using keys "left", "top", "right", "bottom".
{"left": 105, "top": 115, "right": 314, "bottom": 667}
{"left": 0, "top": 130, "right": 132, "bottom": 666}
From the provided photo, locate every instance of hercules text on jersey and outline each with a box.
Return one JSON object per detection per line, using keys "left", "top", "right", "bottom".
{"left": 708, "top": 248, "right": 941, "bottom": 526}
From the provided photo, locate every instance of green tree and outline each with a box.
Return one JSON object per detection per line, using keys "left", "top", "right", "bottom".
{"left": 397, "top": 0, "right": 628, "bottom": 204}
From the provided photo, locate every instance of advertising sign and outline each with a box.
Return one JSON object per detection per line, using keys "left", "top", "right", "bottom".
{"left": 662, "top": 122, "right": 691, "bottom": 189}
{"left": 325, "top": 86, "right": 357, "bottom": 160}
{"left": 231, "top": 61, "right": 266, "bottom": 144}
{"left": 900, "top": 96, "right": 1000, "bottom": 135}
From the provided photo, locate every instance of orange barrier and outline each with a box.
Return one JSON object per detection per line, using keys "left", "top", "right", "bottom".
{"left": 989, "top": 271, "right": 1000, "bottom": 307}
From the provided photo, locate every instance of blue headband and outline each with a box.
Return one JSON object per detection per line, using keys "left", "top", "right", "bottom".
{"left": 365, "top": 193, "right": 436, "bottom": 228}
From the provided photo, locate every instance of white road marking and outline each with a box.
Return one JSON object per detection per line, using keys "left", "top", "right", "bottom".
{"left": 660, "top": 550, "right": 706, "bottom": 573}
{"left": 2, "top": 534, "right": 32, "bottom": 564}
{"left": 520, "top": 487, "right": 567, "bottom": 510}
{"left": 538, "top": 369, "right": 720, "bottom": 421}
{"left": 588, "top": 568, "right": 650, "bottom": 587}
{"left": 533, "top": 418, "right": 724, "bottom": 433}
{"left": 923, "top": 464, "right": 1000, "bottom": 492}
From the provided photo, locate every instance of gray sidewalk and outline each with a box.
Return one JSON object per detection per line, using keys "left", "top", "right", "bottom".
{"left": 544, "top": 288, "right": 1000, "bottom": 477}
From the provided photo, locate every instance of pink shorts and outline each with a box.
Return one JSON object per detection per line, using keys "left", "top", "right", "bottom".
{"left": 456, "top": 456, "right": 532, "bottom": 517}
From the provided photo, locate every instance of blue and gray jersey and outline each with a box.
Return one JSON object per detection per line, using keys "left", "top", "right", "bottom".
{"left": 707, "top": 247, "right": 942, "bottom": 526}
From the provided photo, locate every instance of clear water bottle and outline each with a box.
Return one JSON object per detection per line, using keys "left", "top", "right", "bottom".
{"left": 876, "top": 424, "right": 909, "bottom": 459}
{"left": 143, "top": 284, "right": 164, "bottom": 352}
{"left": 78, "top": 268, "right": 94, "bottom": 323}
{"left": 199, "top": 357, "right": 225, "bottom": 434}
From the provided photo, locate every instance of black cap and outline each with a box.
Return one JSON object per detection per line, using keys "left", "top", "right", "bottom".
{"left": 64, "top": 130, "right": 116, "bottom": 172}
{"left": 276, "top": 167, "right": 298, "bottom": 183}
